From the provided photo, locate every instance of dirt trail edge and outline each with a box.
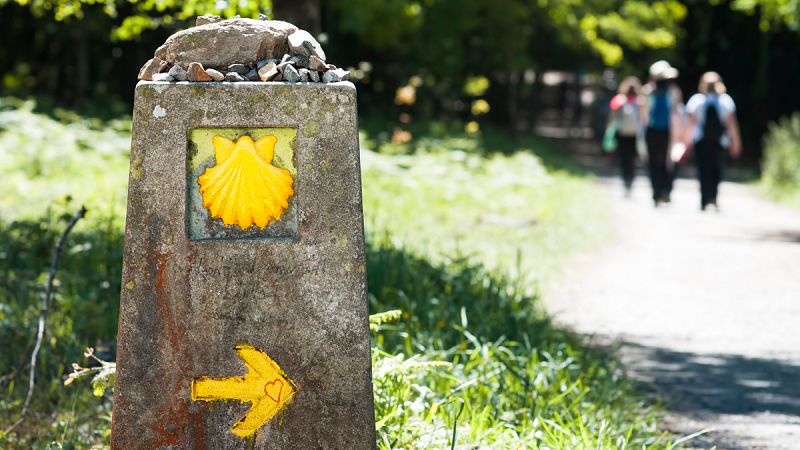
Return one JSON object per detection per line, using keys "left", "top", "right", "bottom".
{"left": 546, "top": 155, "right": 800, "bottom": 449}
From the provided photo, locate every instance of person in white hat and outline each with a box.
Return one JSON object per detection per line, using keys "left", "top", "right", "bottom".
{"left": 642, "top": 60, "right": 685, "bottom": 207}
{"left": 649, "top": 60, "right": 679, "bottom": 80}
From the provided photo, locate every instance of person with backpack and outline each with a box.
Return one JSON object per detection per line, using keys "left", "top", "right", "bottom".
{"left": 684, "top": 71, "right": 742, "bottom": 211}
{"left": 643, "top": 60, "right": 684, "bottom": 206}
{"left": 606, "top": 76, "right": 645, "bottom": 195}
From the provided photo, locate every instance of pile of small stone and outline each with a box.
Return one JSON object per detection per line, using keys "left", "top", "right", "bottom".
{"left": 137, "top": 16, "right": 349, "bottom": 84}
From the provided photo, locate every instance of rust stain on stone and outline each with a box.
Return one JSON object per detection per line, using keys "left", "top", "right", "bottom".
{"left": 149, "top": 395, "right": 191, "bottom": 448}
{"left": 154, "top": 252, "right": 181, "bottom": 352}
{"left": 190, "top": 408, "right": 207, "bottom": 450}
{"left": 149, "top": 251, "right": 197, "bottom": 447}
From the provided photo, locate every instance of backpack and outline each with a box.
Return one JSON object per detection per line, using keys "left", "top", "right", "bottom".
{"left": 649, "top": 91, "right": 671, "bottom": 130}
{"left": 617, "top": 101, "right": 640, "bottom": 136}
{"left": 703, "top": 98, "right": 724, "bottom": 144}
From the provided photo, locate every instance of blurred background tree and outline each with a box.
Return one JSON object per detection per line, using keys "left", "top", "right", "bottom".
{"left": 1, "top": 0, "right": 798, "bottom": 157}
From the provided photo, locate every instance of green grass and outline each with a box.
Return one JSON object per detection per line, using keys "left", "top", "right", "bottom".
{"left": 360, "top": 128, "right": 609, "bottom": 294}
{"left": 360, "top": 129, "right": 673, "bottom": 448}
{"left": 0, "top": 98, "right": 131, "bottom": 223}
{"left": 760, "top": 112, "right": 800, "bottom": 209}
{"left": 0, "top": 98, "right": 124, "bottom": 448}
{"left": 759, "top": 180, "right": 800, "bottom": 210}
{"left": 0, "top": 99, "right": 678, "bottom": 448}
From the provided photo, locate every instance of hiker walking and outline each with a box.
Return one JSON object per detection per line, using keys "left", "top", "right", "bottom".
{"left": 606, "top": 76, "right": 645, "bottom": 195}
{"left": 684, "top": 71, "right": 742, "bottom": 211}
{"left": 643, "top": 60, "right": 684, "bottom": 206}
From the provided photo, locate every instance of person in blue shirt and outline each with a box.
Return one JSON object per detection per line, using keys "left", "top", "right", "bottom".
{"left": 643, "top": 60, "right": 684, "bottom": 207}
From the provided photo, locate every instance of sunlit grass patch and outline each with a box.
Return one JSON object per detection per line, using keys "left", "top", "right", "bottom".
{"left": 0, "top": 98, "right": 130, "bottom": 223}
{"left": 360, "top": 128, "right": 609, "bottom": 293}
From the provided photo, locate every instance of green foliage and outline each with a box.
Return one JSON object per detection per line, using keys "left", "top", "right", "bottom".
{"left": 0, "top": 209, "right": 123, "bottom": 368}
{"left": 0, "top": 207, "right": 121, "bottom": 447}
{"left": 328, "top": 0, "right": 685, "bottom": 71}
{"left": 0, "top": 101, "right": 123, "bottom": 448}
{"left": 762, "top": 113, "right": 800, "bottom": 203}
{"left": 543, "top": 0, "right": 687, "bottom": 66}
{"left": 371, "top": 345, "right": 453, "bottom": 446}
{"left": 64, "top": 348, "right": 116, "bottom": 398}
{"left": 369, "top": 309, "right": 403, "bottom": 332}
{"left": 731, "top": 0, "right": 800, "bottom": 31}
{"left": 463, "top": 76, "right": 490, "bottom": 97}
{"left": 320, "top": 0, "right": 688, "bottom": 141}
{"left": 0, "top": 0, "right": 273, "bottom": 40}
{"left": 0, "top": 97, "right": 131, "bottom": 221}
{"left": 327, "top": 0, "right": 425, "bottom": 50}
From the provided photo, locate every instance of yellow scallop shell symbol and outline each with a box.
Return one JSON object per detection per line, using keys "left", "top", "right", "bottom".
{"left": 198, "top": 135, "right": 294, "bottom": 230}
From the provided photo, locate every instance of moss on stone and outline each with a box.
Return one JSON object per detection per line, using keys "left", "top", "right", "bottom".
{"left": 130, "top": 154, "right": 144, "bottom": 180}
{"left": 303, "top": 120, "right": 320, "bottom": 137}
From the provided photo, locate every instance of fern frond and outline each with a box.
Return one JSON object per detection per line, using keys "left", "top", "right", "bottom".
{"left": 369, "top": 309, "right": 403, "bottom": 331}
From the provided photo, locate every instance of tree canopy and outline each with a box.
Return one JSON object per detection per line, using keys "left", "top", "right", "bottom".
{"left": 731, "top": 0, "right": 800, "bottom": 30}
{"left": 1, "top": 0, "right": 799, "bottom": 151}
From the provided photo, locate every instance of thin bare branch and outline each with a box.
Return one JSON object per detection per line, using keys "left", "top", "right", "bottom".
{"left": 5, "top": 206, "right": 87, "bottom": 434}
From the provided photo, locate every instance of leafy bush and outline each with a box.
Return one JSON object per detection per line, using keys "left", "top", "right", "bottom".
{"left": 762, "top": 113, "right": 800, "bottom": 200}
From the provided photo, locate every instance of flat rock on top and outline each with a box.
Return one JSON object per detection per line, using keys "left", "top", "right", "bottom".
{"left": 137, "top": 57, "right": 169, "bottom": 81}
{"left": 287, "top": 29, "right": 326, "bottom": 61}
{"left": 154, "top": 18, "right": 297, "bottom": 69}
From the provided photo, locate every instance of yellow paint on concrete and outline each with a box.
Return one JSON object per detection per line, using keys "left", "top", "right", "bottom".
{"left": 197, "top": 135, "right": 295, "bottom": 230}
{"left": 192, "top": 344, "right": 297, "bottom": 438}
{"left": 189, "top": 128, "right": 297, "bottom": 177}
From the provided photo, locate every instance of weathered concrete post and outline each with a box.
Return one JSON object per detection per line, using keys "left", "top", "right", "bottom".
{"left": 111, "top": 79, "right": 375, "bottom": 447}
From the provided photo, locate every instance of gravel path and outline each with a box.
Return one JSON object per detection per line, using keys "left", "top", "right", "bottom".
{"left": 547, "top": 166, "right": 800, "bottom": 449}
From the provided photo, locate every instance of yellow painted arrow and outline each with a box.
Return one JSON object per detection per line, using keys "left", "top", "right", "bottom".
{"left": 191, "top": 344, "right": 297, "bottom": 438}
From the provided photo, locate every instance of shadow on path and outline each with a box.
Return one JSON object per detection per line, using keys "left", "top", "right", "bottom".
{"left": 745, "top": 229, "right": 800, "bottom": 244}
{"left": 618, "top": 341, "right": 800, "bottom": 418}
{"left": 615, "top": 340, "right": 800, "bottom": 449}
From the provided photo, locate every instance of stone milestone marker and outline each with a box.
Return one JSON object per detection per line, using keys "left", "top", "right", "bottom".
{"left": 112, "top": 20, "right": 375, "bottom": 449}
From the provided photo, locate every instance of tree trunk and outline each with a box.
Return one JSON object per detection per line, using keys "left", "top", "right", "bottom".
{"left": 75, "top": 22, "right": 88, "bottom": 106}
{"left": 528, "top": 69, "right": 543, "bottom": 133}
{"left": 272, "top": 0, "right": 321, "bottom": 35}
{"left": 507, "top": 71, "right": 520, "bottom": 136}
